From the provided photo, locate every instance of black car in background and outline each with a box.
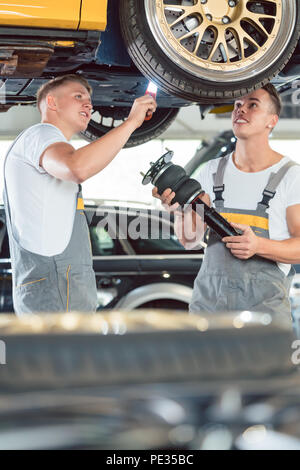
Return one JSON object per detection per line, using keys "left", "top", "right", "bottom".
{"left": 0, "top": 203, "right": 204, "bottom": 313}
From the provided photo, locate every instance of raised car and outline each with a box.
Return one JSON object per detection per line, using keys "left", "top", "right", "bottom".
{"left": 0, "top": 0, "right": 299, "bottom": 147}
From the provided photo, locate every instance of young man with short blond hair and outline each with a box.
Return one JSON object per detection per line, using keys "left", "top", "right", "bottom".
{"left": 4, "top": 74, "right": 156, "bottom": 315}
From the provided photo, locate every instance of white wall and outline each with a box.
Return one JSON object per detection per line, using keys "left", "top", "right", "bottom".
{"left": 0, "top": 139, "right": 200, "bottom": 205}
{"left": 73, "top": 139, "right": 200, "bottom": 204}
{"left": 0, "top": 138, "right": 300, "bottom": 204}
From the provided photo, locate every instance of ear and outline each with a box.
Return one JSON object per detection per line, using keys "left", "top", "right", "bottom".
{"left": 267, "top": 114, "right": 279, "bottom": 131}
{"left": 46, "top": 94, "right": 57, "bottom": 111}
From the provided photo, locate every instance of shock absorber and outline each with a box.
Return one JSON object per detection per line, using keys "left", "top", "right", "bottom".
{"left": 142, "top": 150, "right": 240, "bottom": 238}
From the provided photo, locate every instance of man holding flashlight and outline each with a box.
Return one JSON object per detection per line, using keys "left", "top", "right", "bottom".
{"left": 4, "top": 74, "right": 157, "bottom": 315}
{"left": 153, "top": 84, "right": 300, "bottom": 318}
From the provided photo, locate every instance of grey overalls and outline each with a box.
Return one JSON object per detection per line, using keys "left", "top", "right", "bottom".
{"left": 189, "top": 154, "right": 297, "bottom": 319}
{"left": 3, "top": 132, "right": 98, "bottom": 315}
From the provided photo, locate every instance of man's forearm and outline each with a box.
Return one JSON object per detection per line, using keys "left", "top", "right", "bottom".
{"left": 174, "top": 214, "right": 198, "bottom": 249}
{"left": 174, "top": 210, "right": 206, "bottom": 250}
{"left": 71, "top": 120, "right": 137, "bottom": 182}
{"left": 257, "top": 236, "right": 300, "bottom": 263}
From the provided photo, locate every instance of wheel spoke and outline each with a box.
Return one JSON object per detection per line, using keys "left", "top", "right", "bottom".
{"left": 166, "top": 3, "right": 202, "bottom": 28}
{"left": 252, "top": 19, "right": 270, "bottom": 37}
{"left": 179, "top": 29, "right": 195, "bottom": 42}
{"left": 248, "top": 11, "right": 277, "bottom": 19}
{"left": 230, "top": 29, "right": 244, "bottom": 60}
{"left": 221, "top": 39, "right": 231, "bottom": 63}
{"left": 193, "top": 21, "right": 208, "bottom": 50}
{"left": 180, "top": 21, "right": 207, "bottom": 45}
{"left": 169, "top": 12, "right": 186, "bottom": 28}
{"left": 207, "top": 34, "right": 220, "bottom": 61}
{"left": 208, "top": 35, "right": 231, "bottom": 63}
{"left": 194, "top": 34, "right": 202, "bottom": 55}
{"left": 234, "top": 23, "right": 260, "bottom": 50}
{"left": 193, "top": 25, "right": 207, "bottom": 54}
{"left": 245, "top": 11, "right": 276, "bottom": 34}
{"left": 163, "top": 1, "right": 199, "bottom": 12}
{"left": 246, "top": 7, "right": 277, "bottom": 19}
{"left": 243, "top": 29, "right": 260, "bottom": 48}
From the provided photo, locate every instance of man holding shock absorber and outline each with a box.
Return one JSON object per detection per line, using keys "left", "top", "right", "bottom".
{"left": 153, "top": 84, "right": 300, "bottom": 319}
{"left": 4, "top": 74, "right": 157, "bottom": 315}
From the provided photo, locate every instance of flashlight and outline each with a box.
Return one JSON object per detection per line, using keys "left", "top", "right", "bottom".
{"left": 145, "top": 81, "right": 157, "bottom": 121}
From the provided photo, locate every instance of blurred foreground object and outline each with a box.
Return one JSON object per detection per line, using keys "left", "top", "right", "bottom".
{"left": 0, "top": 310, "right": 299, "bottom": 450}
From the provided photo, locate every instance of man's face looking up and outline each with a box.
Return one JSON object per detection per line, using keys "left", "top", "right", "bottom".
{"left": 232, "top": 88, "right": 278, "bottom": 140}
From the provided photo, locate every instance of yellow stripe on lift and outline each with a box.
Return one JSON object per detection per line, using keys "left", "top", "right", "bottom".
{"left": 77, "top": 198, "right": 85, "bottom": 210}
{"left": 220, "top": 213, "right": 269, "bottom": 230}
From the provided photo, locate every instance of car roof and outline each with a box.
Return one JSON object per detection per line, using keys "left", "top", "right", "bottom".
{"left": 84, "top": 199, "right": 162, "bottom": 211}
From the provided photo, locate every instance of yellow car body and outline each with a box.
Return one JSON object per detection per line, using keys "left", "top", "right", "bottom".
{"left": 0, "top": 0, "right": 107, "bottom": 30}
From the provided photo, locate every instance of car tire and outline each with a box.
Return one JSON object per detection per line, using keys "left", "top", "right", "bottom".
{"left": 81, "top": 106, "right": 179, "bottom": 148}
{"left": 120, "top": 0, "right": 300, "bottom": 103}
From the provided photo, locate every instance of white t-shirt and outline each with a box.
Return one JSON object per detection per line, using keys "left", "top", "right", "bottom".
{"left": 5, "top": 123, "right": 78, "bottom": 256}
{"left": 195, "top": 153, "right": 300, "bottom": 276}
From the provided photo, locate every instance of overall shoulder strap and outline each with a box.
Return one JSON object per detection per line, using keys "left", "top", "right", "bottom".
{"left": 212, "top": 154, "right": 231, "bottom": 207}
{"left": 257, "top": 160, "right": 298, "bottom": 210}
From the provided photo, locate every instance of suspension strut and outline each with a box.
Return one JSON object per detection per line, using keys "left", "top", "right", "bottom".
{"left": 142, "top": 150, "right": 240, "bottom": 238}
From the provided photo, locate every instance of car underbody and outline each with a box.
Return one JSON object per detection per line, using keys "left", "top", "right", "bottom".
{"left": 0, "top": 0, "right": 299, "bottom": 148}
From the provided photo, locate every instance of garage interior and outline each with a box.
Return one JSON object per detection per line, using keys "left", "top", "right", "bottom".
{"left": 1, "top": 100, "right": 300, "bottom": 202}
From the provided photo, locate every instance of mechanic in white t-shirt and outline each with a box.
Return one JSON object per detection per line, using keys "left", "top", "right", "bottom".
{"left": 4, "top": 74, "right": 157, "bottom": 315}
{"left": 153, "top": 84, "right": 300, "bottom": 319}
